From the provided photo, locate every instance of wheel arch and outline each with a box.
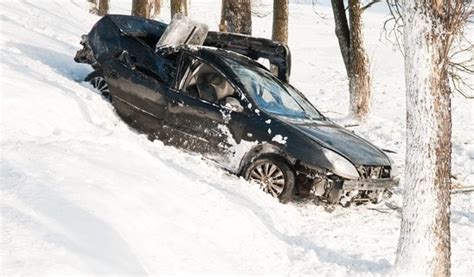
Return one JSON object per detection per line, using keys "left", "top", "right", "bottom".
{"left": 84, "top": 69, "right": 104, "bottom": 82}
{"left": 237, "top": 143, "right": 297, "bottom": 176}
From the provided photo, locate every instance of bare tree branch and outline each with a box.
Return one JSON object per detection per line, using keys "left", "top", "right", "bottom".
{"left": 251, "top": 0, "right": 272, "bottom": 18}
{"left": 381, "top": 0, "right": 473, "bottom": 98}
{"left": 362, "top": 0, "right": 382, "bottom": 11}
{"left": 311, "top": 0, "right": 328, "bottom": 20}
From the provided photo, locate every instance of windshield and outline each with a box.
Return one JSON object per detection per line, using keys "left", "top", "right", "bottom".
{"left": 229, "top": 63, "right": 323, "bottom": 120}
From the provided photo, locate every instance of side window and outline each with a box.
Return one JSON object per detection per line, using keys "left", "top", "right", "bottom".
{"left": 179, "top": 55, "right": 236, "bottom": 105}
{"left": 156, "top": 53, "right": 178, "bottom": 86}
{"left": 144, "top": 53, "right": 177, "bottom": 86}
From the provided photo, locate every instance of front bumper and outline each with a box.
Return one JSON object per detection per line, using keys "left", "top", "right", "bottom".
{"left": 342, "top": 178, "right": 399, "bottom": 191}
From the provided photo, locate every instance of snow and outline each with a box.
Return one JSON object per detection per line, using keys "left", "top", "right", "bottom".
{"left": 215, "top": 124, "right": 258, "bottom": 172}
{"left": 1, "top": 0, "right": 473, "bottom": 276}
{"left": 272, "top": 134, "right": 288, "bottom": 145}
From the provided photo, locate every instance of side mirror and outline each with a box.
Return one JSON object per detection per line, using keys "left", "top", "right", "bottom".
{"left": 223, "top": 97, "right": 244, "bottom": 113}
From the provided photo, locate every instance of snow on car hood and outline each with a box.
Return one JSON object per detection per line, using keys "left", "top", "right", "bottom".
{"left": 291, "top": 122, "right": 391, "bottom": 166}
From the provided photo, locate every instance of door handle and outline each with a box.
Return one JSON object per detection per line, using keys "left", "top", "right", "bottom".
{"left": 172, "top": 99, "right": 185, "bottom": 107}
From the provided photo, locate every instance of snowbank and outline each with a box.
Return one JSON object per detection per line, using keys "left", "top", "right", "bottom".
{"left": 1, "top": 0, "right": 472, "bottom": 275}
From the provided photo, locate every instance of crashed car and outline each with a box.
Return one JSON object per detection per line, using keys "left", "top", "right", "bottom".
{"left": 75, "top": 14, "right": 398, "bottom": 205}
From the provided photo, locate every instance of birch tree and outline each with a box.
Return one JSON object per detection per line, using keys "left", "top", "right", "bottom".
{"left": 171, "top": 0, "right": 188, "bottom": 17}
{"left": 220, "top": 0, "right": 252, "bottom": 35}
{"left": 395, "top": 0, "right": 472, "bottom": 275}
{"left": 330, "top": 0, "right": 372, "bottom": 120}
{"left": 272, "top": 0, "right": 289, "bottom": 44}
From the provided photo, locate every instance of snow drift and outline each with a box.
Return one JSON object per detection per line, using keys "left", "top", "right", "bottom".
{"left": 1, "top": 0, "right": 472, "bottom": 275}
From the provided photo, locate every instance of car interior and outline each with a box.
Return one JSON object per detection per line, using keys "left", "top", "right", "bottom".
{"left": 182, "top": 60, "right": 236, "bottom": 105}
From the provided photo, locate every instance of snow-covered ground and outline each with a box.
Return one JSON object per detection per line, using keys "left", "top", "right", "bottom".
{"left": 1, "top": 0, "right": 473, "bottom": 275}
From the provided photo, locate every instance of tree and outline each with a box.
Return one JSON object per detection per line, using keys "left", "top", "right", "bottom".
{"left": 394, "top": 0, "right": 472, "bottom": 275}
{"left": 88, "top": 0, "right": 109, "bottom": 16}
{"left": 132, "top": 0, "right": 150, "bottom": 18}
{"left": 330, "top": 0, "right": 371, "bottom": 120}
{"left": 150, "top": 0, "right": 162, "bottom": 18}
{"left": 98, "top": 0, "right": 109, "bottom": 16}
{"left": 219, "top": 0, "right": 252, "bottom": 35}
{"left": 347, "top": 0, "right": 370, "bottom": 119}
{"left": 272, "top": 0, "right": 289, "bottom": 44}
{"left": 330, "top": 0, "right": 350, "bottom": 71}
{"left": 88, "top": 0, "right": 98, "bottom": 15}
{"left": 171, "top": 0, "right": 188, "bottom": 17}
{"left": 219, "top": 0, "right": 229, "bottom": 32}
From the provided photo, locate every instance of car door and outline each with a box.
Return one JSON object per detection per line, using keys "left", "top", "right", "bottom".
{"left": 101, "top": 38, "right": 177, "bottom": 137}
{"left": 164, "top": 53, "right": 249, "bottom": 162}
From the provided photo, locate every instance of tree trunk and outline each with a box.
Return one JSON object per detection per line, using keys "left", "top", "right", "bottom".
{"left": 330, "top": 0, "right": 350, "bottom": 73}
{"left": 88, "top": 0, "right": 99, "bottom": 15}
{"left": 330, "top": 0, "right": 371, "bottom": 120}
{"left": 220, "top": 0, "right": 252, "bottom": 35}
{"left": 219, "top": 0, "right": 229, "bottom": 32}
{"left": 98, "top": 0, "right": 109, "bottom": 17}
{"left": 395, "top": 1, "right": 453, "bottom": 275}
{"left": 132, "top": 0, "right": 150, "bottom": 18}
{"left": 272, "top": 0, "right": 289, "bottom": 44}
{"left": 150, "top": 0, "right": 162, "bottom": 17}
{"left": 171, "top": 0, "right": 187, "bottom": 17}
{"left": 348, "top": 0, "right": 371, "bottom": 119}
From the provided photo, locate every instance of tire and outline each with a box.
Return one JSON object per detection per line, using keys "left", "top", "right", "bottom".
{"left": 86, "top": 71, "right": 112, "bottom": 102}
{"left": 244, "top": 155, "right": 295, "bottom": 203}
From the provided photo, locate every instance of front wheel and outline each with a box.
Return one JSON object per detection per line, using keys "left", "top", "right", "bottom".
{"left": 244, "top": 156, "right": 295, "bottom": 203}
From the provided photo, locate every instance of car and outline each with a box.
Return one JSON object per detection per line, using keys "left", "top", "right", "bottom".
{"left": 75, "top": 14, "right": 399, "bottom": 205}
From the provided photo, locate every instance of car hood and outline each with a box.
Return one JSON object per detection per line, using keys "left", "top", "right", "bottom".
{"left": 289, "top": 121, "right": 390, "bottom": 166}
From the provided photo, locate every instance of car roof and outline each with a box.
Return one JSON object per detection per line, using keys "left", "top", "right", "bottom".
{"left": 182, "top": 45, "right": 269, "bottom": 73}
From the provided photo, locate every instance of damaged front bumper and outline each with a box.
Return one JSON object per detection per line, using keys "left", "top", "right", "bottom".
{"left": 342, "top": 178, "right": 399, "bottom": 191}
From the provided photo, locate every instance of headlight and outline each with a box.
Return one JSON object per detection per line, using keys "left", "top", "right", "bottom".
{"left": 387, "top": 155, "right": 399, "bottom": 177}
{"left": 322, "top": 148, "right": 359, "bottom": 179}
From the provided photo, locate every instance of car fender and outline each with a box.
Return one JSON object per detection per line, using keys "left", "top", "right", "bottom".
{"left": 237, "top": 134, "right": 334, "bottom": 176}
{"left": 84, "top": 69, "right": 104, "bottom": 82}
{"left": 237, "top": 142, "right": 292, "bottom": 175}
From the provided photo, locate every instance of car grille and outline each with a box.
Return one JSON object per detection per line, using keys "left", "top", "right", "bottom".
{"left": 357, "top": 166, "right": 391, "bottom": 179}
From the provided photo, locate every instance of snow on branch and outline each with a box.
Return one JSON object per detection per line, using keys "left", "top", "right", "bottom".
{"left": 382, "top": 0, "right": 474, "bottom": 98}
